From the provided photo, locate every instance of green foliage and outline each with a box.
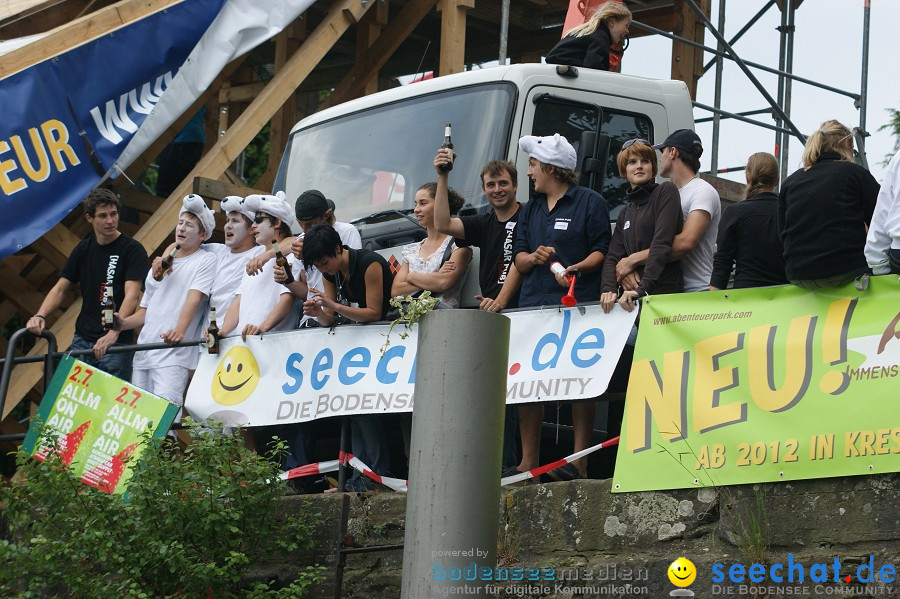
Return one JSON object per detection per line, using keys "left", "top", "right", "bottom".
{"left": 0, "top": 422, "right": 322, "bottom": 598}
{"left": 879, "top": 106, "right": 900, "bottom": 165}
{"left": 380, "top": 291, "right": 440, "bottom": 356}
{"left": 244, "top": 123, "right": 271, "bottom": 187}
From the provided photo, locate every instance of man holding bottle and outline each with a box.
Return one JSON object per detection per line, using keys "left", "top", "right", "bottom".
{"left": 27, "top": 189, "right": 149, "bottom": 381}
{"left": 512, "top": 133, "right": 611, "bottom": 480}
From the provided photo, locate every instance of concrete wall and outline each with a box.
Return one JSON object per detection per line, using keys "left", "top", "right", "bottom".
{"left": 261, "top": 474, "right": 900, "bottom": 598}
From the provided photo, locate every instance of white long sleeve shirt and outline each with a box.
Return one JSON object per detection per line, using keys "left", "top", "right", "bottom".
{"left": 865, "top": 150, "right": 900, "bottom": 275}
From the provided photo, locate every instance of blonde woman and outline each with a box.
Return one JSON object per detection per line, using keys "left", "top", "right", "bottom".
{"left": 710, "top": 153, "right": 787, "bottom": 290}
{"left": 546, "top": 1, "right": 632, "bottom": 71}
{"left": 776, "top": 120, "right": 880, "bottom": 288}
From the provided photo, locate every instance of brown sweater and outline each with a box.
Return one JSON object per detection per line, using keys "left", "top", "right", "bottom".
{"left": 601, "top": 181, "right": 684, "bottom": 296}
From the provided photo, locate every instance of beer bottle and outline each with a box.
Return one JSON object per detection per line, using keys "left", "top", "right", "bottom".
{"left": 102, "top": 286, "right": 115, "bottom": 331}
{"left": 206, "top": 307, "right": 220, "bottom": 354}
{"left": 272, "top": 240, "right": 295, "bottom": 285}
{"left": 154, "top": 244, "right": 181, "bottom": 281}
{"left": 438, "top": 123, "right": 454, "bottom": 173}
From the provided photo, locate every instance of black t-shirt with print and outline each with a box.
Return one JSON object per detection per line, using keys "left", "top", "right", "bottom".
{"left": 60, "top": 233, "right": 150, "bottom": 343}
{"left": 458, "top": 205, "right": 521, "bottom": 308}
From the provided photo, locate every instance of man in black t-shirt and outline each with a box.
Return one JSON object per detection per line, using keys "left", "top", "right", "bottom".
{"left": 432, "top": 152, "right": 523, "bottom": 311}
{"left": 27, "top": 189, "right": 149, "bottom": 381}
{"left": 432, "top": 151, "right": 524, "bottom": 474}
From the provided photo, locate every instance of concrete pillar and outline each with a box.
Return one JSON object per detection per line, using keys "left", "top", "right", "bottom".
{"left": 401, "top": 309, "right": 510, "bottom": 598}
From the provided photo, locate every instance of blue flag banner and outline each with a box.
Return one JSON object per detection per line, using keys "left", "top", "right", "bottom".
{"left": 0, "top": 0, "right": 227, "bottom": 258}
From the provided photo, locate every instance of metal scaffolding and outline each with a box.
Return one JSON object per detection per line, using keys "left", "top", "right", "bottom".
{"left": 631, "top": 0, "right": 872, "bottom": 179}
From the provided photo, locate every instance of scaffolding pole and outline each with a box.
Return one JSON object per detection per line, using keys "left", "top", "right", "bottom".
{"left": 710, "top": 0, "right": 726, "bottom": 174}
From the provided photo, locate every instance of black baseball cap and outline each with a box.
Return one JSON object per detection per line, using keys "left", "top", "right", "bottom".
{"left": 295, "top": 189, "right": 331, "bottom": 220}
{"left": 653, "top": 129, "right": 704, "bottom": 157}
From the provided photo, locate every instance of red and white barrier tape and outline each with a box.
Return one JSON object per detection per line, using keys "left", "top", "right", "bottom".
{"left": 278, "top": 436, "right": 620, "bottom": 492}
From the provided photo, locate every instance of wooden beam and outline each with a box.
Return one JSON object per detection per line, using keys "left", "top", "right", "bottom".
{"left": 219, "top": 81, "right": 267, "bottom": 104}
{"left": 118, "top": 188, "right": 164, "bottom": 214}
{"left": 436, "top": 0, "right": 474, "bottom": 76}
{"left": 29, "top": 222, "right": 81, "bottom": 271}
{"left": 0, "top": 0, "right": 114, "bottom": 39}
{"left": 320, "top": 0, "right": 438, "bottom": 110}
{"left": 133, "top": 0, "right": 374, "bottom": 254}
{"left": 192, "top": 176, "right": 266, "bottom": 203}
{"left": 671, "top": 0, "right": 709, "bottom": 100}
{"left": 0, "top": 262, "right": 59, "bottom": 316}
{"left": 356, "top": 0, "right": 389, "bottom": 96}
{"left": 0, "top": 0, "right": 186, "bottom": 79}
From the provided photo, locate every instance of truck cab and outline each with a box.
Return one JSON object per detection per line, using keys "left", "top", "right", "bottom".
{"left": 274, "top": 63, "right": 695, "bottom": 297}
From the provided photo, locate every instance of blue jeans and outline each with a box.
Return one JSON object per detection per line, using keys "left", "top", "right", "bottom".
{"left": 351, "top": 415, "right": 390, "bottom": 478}
{"left": 890, "top": 249, "right": 900, "bottom": 274}
{"left": 69, "top": 334, "right": 133, "bottom": 382}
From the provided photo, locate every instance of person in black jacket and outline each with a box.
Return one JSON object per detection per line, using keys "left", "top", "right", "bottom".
{"left": 777, "top": 119, "right": 880, "bottom": 288}
{"left": 601, "top": 138, "right": 683, "bottom": 312}
{"left": 710, "top": 152, "right": 788, "bottom": 290}
{"left": 546, "top": 1, "right": 632, "bottom": 71}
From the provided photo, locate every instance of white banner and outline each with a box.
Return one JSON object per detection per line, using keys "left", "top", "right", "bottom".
{"left": 185, "top": 304, "right": 637, "bottom": 427}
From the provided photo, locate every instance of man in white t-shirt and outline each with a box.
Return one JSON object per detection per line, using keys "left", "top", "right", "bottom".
{"left": 115, "top": 195, "right": 218, "bottom": 410}
{"left": 616, "top": 129, "right": 721, "bottom": 292}
{"left": 220, "top": 194, "right": 306, "bottom": 338}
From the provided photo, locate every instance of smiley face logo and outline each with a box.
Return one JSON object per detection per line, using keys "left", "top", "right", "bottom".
{"left": 668, "top": 557, "right": 696, "bottom": 588}
{"left": 211, "top": 346, "right": 260, "bottom": 406}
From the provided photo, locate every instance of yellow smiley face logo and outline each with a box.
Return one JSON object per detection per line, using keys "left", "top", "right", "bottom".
{"left": 668, "top": 557, "right": 696, "bottom": 587}
{"left": 211, "top": 346, "right": 260, "bottom": 406}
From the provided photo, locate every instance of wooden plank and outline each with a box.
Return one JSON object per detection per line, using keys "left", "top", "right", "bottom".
{"left": 436, "top": 0, "right": 474, "bottom": 76}
{"left": 192, "top": 176, "right": 266, "bottom": 202}
{"left": 0, "top": 0, "right": 111, "bottom": 39}
{"left": 29, "top": 222, "right": 81, "bottom": 270}
{"left": 671, "top": 0, "right": 709, "bottom": 100}
{"left": 219, "top": 81, "right": 267, "bottom": 104}
{"left": 0, "top": 262, "right": 58, "bottom": 315}
{"left": 1, "top": 0, "right": 187, "bottom": 78}
{"left": 320, "top": 0, "right": 438, "bottom": 110}
{"left": 356, "top": 0, "right": 388, "bottom": 96}
{"left": 118, "top": 187, "right": 164, "bottom": 214}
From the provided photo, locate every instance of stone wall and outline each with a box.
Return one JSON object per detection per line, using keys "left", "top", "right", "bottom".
{"left": 261, "top": 474, "right": 900, "bottom": 598}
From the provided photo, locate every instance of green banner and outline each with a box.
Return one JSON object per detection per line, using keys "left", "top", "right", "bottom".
{"left": 22, "top": 355, "right": 178, "bottom": 495}
{"left": 612, "top": 276, "right": 900, "bottom": 493}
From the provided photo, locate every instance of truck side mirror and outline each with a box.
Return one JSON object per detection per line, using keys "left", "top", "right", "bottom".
{"left": 577, "top": 131, "right": 610, "bottom": 192}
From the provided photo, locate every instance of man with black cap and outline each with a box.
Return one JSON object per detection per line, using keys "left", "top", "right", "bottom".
{"left": 291, "top": 189, "right": 362, "bottom": 324}
{"left": 615, "top": 129, "right": 721, "bottom": 292}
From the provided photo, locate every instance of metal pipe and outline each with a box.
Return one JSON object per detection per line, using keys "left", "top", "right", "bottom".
{"left": 711, "top": 0, "right": 727, "bottom": 174}
{"left": 0, "top": 337, "right": 204, "bottom": 368}
{"left": 781, "top": 0, "right": 797, "bottom": 183}
{"left": 401, "top": 310, "right": 510, "bottom": 599}
{"left": 499, "top": 0, "right": 510, "bottom": 63}
{"left": 695, "top": 107, "right": 774, "bottom": 124}
{"left": 0, "top": 329, "right": 57, "bottom": 422}
{"left": 337, "top": 418, "right": 350, "bottom": 492}
{"left": 683, "top": 0, "right": 805, "bottom": 143}
{"left": 859, "top": 0, "right": 871, "bottom": 133}
{"left": 775, "top": 4, "right": 788, "bottom": 177}
{"left": 702, "top": 0, "right": 776, "bottom": 74}
{"left": 631, "top": 20, "right": 859, "bottom": 101}
{"left": 693, "top": 102, "right": 797, "bottom": 136}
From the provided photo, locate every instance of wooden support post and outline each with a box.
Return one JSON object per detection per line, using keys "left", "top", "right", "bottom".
{"left": 672, "top": 0, "right": 710, "bottom": 100}
{"left": 436, "top": 0, "right": 474, "bottom": 76}
{"left": 0, "top": 0, "right": 185, "bottom": 78}
{"left": 2, "top": 0, "right": 376, "bottom": 419}
{"left": 357, "top": 0, "right": 389, "bottom": 96}
{"left": 29, "top": 223, "right": 82, "bottom": 271}
{"left": 320, "top": 0, "right": 438, "bottom": 111}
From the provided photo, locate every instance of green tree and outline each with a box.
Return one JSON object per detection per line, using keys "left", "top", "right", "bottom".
{"left": 879, "top": 106, "right": 900, "bottom": 164}
{"left": 0, "top": 423, "right": 322, "bottom": 598}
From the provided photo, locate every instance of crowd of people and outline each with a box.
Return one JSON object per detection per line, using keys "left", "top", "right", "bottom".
{"left": 23, "top": 2, "right": 898, "bottom": 491}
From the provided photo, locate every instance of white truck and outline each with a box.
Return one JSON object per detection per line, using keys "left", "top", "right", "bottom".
{"left": 274, "top": 63, "right": 696, "bottom": 304}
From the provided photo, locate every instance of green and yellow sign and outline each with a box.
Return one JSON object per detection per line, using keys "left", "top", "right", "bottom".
{"left": 612, "top": 276, "right": 900, "bottom": 492}
{"left": 22, "top": 355, "right": 178, "bottom": 495}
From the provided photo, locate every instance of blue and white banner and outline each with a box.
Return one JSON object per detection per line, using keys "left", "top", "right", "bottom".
{"left": 184, "top": 304, "right": 638, "bottom": 427}
{"left": 0, "top": 0, "right": 317, "bottom": 259}
{"left": 0, "top": 0, "right": 227, "bottom": 257}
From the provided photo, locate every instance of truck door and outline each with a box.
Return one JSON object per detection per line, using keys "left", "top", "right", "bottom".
{"left": 521, "top": 86, "right": 658, "bottom": 220}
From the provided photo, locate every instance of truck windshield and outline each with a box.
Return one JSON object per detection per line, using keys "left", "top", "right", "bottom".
{"left": 275, "top": 83, "right": 516, "bottom": 223}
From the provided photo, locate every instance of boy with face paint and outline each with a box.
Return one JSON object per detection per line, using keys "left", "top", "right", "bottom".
{"left": 219, "top": 194, "right": 307, "bottom": 339}
{"left": 114, "top": 195, "right": 218, "bottom": 413}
